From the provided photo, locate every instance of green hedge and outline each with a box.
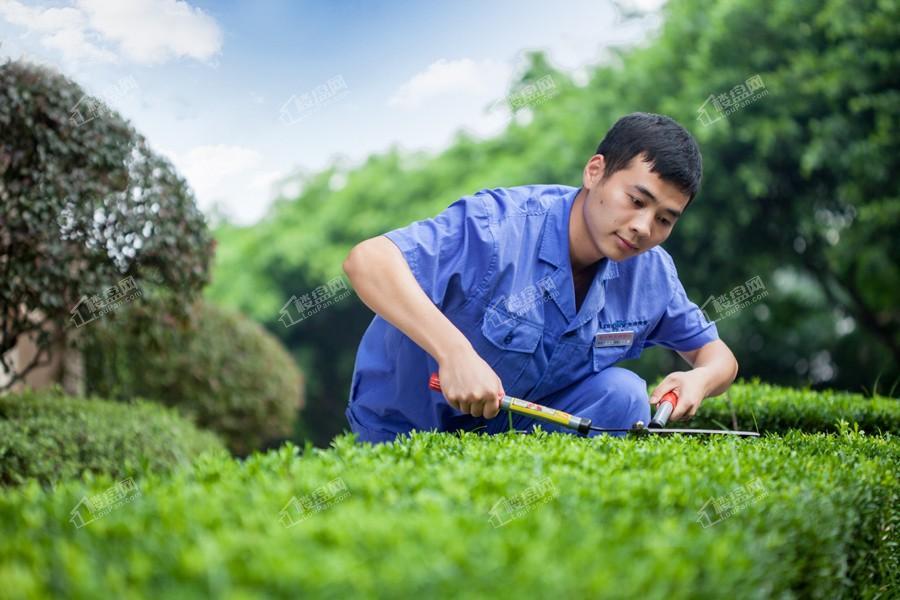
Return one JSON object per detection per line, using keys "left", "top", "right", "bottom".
{"left": 686, "top": 379, "right": 900, "bottom": 434}
{"left": 0, "top": 428, "right": 895, "bottom": 598}
{"left": 83, "top": 299, "right": 304, "bottom": 456}
{"left": 0, "top": 387, "right": 226, "bottom": 488}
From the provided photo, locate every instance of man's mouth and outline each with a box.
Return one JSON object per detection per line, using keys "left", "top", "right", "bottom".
{"left": 615, "top": 234, "right": 639, "bottom": 251}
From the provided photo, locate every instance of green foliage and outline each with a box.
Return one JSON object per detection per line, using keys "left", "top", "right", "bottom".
{"left": 0, "top": 386, "right": 226, "bottom": 488}
{"left": 688, "top": 378, "right": 900, "bottom": 434}
{"left": 640, "top": 0, "right": 900, "bottom": 390}
{"left": 0, "top": 58, "right": 214, "bottom": 388}
{"left": 82, "top": 298, "right": 304, "bottom": 456}
{"left": 0, "top": 428, "right": 895, "bottom": 598}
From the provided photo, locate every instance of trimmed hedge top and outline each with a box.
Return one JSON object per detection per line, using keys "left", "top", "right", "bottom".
{"left": 687, "top": 378, "right": 900, "bottom": 434}
{"left": 0, "top": 387, "right": 227, "bottom": 488}
{"left": 0, "top": 428, "right": 896, "bottom": 598}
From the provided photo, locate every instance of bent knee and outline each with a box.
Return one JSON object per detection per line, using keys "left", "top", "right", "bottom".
{"left": 616, "top": 369, "right": 651, "bottom": 425}
{"left": 593, "top": 367, "right": 650, "bottom": 428}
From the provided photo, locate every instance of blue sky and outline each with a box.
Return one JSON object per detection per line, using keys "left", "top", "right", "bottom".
{"left": 1, "top": 0, "right": 663, "bottom": 224}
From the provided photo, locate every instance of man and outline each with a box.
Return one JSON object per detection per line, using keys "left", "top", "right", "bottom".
{"left": 342, "top": 112, "right": 739, "bottom": 444}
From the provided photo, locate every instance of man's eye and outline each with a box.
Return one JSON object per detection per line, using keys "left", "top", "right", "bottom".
{"left": 658, "top": 217, "right": 671, "bottom": 226}
{"left": 630, "top": 196, "right": 642, "bottom": 207}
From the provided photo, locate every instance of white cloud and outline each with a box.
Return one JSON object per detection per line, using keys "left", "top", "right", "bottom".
{"left": 249, "top": 169, "right": 284, "bottom": 194}
{"left": 0, "top": 0, "right": 222, "bottom": 65}
{"left": 388, "top": 58, "right": 512, "bottom": 110}
{"left": 0, "top": 0, "right": 115, "bottom": 63}
{"left": 42, "top": 23, "right": 118, "bottom": 63}
{"left": 175, "top": 144, "right": 263, "bottom": 195}
{"left": 77, "top": 0, "right": 222, "bottom": 65}
{"left": 0, "top": 1, "right": 81, "bottom": 31}
{"left": 624, "top": 0, "right": 668, "bottom": 11}
{"left": 162, "top": 144, "right": 283, "bottom": 225}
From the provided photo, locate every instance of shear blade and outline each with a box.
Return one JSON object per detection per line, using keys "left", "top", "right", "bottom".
{"left": 639, "top": 428, "right": 759, "bottom": 437}
{"left": 589, "top": 426, "right": 759, "bottom": 437}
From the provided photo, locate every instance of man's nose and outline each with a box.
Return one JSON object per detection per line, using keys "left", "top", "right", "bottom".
{"left": 630, "top": 212, "right": 653, "bottom": 238}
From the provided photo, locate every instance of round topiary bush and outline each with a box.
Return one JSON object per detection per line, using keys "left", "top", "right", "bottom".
{"left": 82, "top": 298, "right": 304, "bottom": 456}
{"left": 0, "top": 386, "right": 226, "bottom": 488}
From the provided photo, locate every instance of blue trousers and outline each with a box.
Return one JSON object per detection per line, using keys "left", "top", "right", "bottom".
{"left": 348, "top": 367, "right": 651, "bottom": 444}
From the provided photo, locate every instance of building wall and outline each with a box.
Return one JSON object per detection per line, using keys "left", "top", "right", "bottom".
{"left": 0, "top": 310, "right": 83, "bottom": 395}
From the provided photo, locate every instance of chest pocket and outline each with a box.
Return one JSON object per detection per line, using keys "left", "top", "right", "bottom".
{"left": 477, "top": 305, "right": 543, "bottom": 390}
{"left": 592, "top": 329, "right": 647, "bottom": 372}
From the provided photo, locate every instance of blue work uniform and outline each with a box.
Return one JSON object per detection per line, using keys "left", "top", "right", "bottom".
{"left": 345, "top": 184, "right": 719, "bottom": 444}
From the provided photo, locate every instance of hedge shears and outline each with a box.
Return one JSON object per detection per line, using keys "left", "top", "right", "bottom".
{"left": 428, "top": 373, "right": 759, "bottom": 437}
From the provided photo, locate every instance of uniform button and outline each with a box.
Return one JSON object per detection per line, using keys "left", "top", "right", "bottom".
{"left": 504, "top": 333, "right": 513, "bottom": 344}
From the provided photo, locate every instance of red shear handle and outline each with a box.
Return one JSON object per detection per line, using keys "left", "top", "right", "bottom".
{"left": 428, "top": 373, "right": 504, "bottom": 400}
{"left": 649, "top": 391, "right": 679, "bottom": 428}
{"left": 660, "top": 391, "right": 678, "bottom": 407}
{"left": 428, "top": 372, "right": 441, "bottom": 392}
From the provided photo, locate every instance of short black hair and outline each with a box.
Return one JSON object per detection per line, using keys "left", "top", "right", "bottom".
{"left": 595, "top": 112, "right": 703, "bottom": 205}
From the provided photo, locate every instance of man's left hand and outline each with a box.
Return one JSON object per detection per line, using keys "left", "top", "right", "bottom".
{"left": 649, "top": 369, "right": 709, "bottom": 422}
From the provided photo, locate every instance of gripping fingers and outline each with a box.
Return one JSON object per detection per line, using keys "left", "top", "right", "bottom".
{"left": 445, "top": 389, "right": 502, "bottom": 418}
{"left": 671, "top": 402, "right": 693, "bottom": 421}
{"left": 483, "top": 400, "right": 499, "bottom": 419}
{"left": 456, "top": 396, "right": 497, "bottom": 418}
{"left": 469, "top": 400, "right": 484, "bottom": 418}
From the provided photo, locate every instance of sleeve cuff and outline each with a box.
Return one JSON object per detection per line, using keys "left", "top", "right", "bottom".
{"left": 667, "top": 322, "right": 720, "bottom": 352}
{"left": 382, "top": 231, "right": 424, "bottom": 287}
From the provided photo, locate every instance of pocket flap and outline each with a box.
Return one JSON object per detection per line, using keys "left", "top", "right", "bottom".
{"left": 481, "top": 307, "right": 542, "bottom": 353}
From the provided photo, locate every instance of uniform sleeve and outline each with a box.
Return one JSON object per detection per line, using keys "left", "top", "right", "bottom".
{"left": 644, "top": 256, "right": 719, "bottom": 352}
{"left": 382, "top": 192, "right": 496, "bottom": 311}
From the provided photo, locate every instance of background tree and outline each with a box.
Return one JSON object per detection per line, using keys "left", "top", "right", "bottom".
{"left": 0, "top": 59, "right": 214, "bottom": 390}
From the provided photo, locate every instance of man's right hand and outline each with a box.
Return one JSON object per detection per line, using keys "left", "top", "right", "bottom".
{"left": 437, "top": 350, "right": 505, "bottom": 419}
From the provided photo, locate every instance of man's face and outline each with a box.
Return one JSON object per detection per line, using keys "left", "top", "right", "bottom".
{"left": 581, "top": 152, "right": 690, "bottom": 259}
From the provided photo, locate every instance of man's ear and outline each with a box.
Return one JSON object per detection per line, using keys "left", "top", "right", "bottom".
{"left": 583, "top": 154, "right": 606, "bottom": 188}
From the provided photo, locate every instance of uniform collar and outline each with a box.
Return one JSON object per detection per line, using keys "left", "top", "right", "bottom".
{"left": 538, "top": 185, "right": 620, "bottom": 282}
{"left": 532, "top": 185, "right": 619, "bottom": 329}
